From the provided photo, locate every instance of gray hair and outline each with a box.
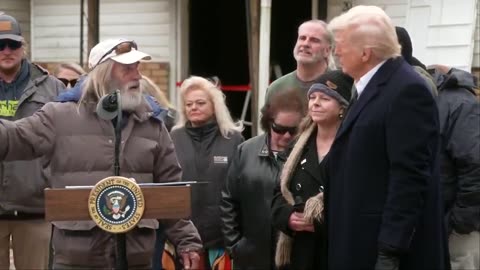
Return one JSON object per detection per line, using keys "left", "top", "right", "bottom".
{"left": 298, "top": 19, "right": 336, "bottom": 69}
{"left": 78, "top": 60, "right": 115, "bottom": 104}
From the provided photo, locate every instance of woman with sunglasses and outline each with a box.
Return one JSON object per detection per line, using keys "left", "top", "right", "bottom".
{"left": 271, "top": 70, "right": 353, "bottom": 270}
{"left": 220, "top": 88, "right": 306, "bottom": 270}
{"left": 53, "top": 62, "right": 86, "bottom": 88}
{"left": 170, "top": 75, "right": 244, "bottom": 269}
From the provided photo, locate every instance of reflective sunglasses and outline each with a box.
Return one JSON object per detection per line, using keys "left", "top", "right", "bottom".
{"left": 0, "top": 40, "right": 22, "bottom": 51}
{"left": 94, "top": 41, "right": 138, "bottom": 68}
{"left": 271, "top": 122, "right": 298, "bottom": 135}
{"left": 58, "top": 78, "right": 78, "bottom": 87}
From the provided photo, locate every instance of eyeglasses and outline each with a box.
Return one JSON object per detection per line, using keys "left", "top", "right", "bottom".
{"left": 0, "top": 40, "right": 22, "bottom": 51}
{"left": 94, "top": 41, "right": 138, "bottom": 68}
{"left": 58, "top": 78, "right": 78, "bottom": 87}
{"left": 271, "top": 122, "right": 298, "bottom": 135}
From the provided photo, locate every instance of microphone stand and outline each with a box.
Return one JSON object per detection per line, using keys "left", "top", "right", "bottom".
{"left": 113, "top": 90, "right": 128, "bottom": 270}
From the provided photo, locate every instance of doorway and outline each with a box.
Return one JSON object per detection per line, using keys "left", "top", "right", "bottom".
{"left": 189, "top": 0, "right": 324, "bottom": 138}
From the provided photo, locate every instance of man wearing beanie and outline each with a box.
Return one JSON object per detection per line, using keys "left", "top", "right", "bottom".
{"left": 272, "top": 70, "right": 353, "bottom": 270}
{"left": 0, "top": 13, "right": 65, "bottom": 269}
{"left": 395, "top": 26, "right": 437, "bottom": 96}
{"left": 326, "top": 6, "right": 449, "bottom": 269}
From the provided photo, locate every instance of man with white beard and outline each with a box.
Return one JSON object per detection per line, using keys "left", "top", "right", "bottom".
{"left": 0, "top": 38, "right": 203, "bottom": 269}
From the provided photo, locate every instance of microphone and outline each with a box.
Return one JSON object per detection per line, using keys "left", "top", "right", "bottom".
{"left": 96, "top": 90, "right": 121, "bottom": 120}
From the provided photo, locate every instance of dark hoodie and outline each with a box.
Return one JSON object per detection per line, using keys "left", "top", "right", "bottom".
{"left": 395, "top": 26, "right": 427, "bottom": 70}
{"left": 432, "top": 68, "right": 480, "bottom": 234}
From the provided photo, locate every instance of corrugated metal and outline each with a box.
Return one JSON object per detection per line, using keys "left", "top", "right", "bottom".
{"left": 472, "top": 1, "right": 479, "bottom": 68}
{"left": 31, "top": 0, "right": 170, "bottom": 63}
{"left": 405, "top": 0, "right": 477, "bottom": 71}
{"left": 327, "top": 0, "right": 408, "bottom": 26}
{"left": 0, "top": 0, "right": 31, "bottom": 54}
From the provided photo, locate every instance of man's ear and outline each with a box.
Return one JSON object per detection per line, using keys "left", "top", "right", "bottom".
{"left": 361, "top": 48, "right": 372, "bottom": 63}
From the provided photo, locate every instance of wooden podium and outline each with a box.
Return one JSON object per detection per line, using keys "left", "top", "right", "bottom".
{"left": 44, "top": 182, "right": 192, "bottom": 269}
{"left": 45, "top": 184, "right": 192, "bottom": 221}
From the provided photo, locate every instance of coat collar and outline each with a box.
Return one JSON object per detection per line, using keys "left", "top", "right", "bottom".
{"left": 301, "top": 135, "right": 325, "bottom": 186}
{"left": 336, "top": 57, "right": 404, "bottom": 139}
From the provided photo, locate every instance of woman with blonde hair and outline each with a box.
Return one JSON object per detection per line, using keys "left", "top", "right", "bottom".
{"left": 171, "top": 75, "right": 244, "bottom": 269}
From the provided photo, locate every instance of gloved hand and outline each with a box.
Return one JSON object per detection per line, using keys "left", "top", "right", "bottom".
{"left": 374, "top": 250, "right": 399, "bottom": 270}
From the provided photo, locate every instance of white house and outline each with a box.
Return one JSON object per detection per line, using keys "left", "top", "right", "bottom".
{"left": 2, "top": 0, "right": 479, "bottom": 108}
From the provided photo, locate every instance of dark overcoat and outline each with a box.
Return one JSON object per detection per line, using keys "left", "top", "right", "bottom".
{"left": 325, "top": 57, "right": 450, "bottom": 270}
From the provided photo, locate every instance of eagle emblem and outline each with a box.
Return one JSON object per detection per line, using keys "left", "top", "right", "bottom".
{"left": 89, "top": 176, "right": 145, "bottom": 233}
{"left": 103, "top": 191, "right": 130, "bottom": 220}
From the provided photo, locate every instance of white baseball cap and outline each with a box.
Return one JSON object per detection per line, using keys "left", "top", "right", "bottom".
{"left": 88, "top": 38, "right": 151, "bottom": 69}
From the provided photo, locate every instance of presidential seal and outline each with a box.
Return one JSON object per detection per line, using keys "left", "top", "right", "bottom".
{"left": 88, "top": 176, "right": 145, "bottom": 233}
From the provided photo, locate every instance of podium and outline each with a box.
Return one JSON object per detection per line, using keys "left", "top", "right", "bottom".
{"left": 44, "top": 182, "right": 192, "bottom": 269}
{"left": 45, "top": 184, "right": 191, "bottom": 221}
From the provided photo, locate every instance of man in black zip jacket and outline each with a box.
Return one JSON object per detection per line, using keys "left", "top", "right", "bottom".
{"left": 430, "top": 65, "right": 480, "bottom": 270}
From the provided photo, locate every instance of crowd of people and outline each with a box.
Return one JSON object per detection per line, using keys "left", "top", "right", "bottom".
{"left": 0, "top": 5, "right": 478, "bottom": 270}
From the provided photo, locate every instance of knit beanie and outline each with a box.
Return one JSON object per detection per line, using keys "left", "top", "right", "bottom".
{"left": 307, "top": 70, "right": 354, "bottom": 106}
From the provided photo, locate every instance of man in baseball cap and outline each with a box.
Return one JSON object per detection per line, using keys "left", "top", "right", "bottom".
{"left": 0, "top": 13, "right": 24, "bottom": 42}
{"left": 0, "top": 13, "right": 65, "bottom": 270}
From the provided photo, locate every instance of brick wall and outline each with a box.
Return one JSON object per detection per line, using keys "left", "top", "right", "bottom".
{"left": 35, "top": 61, "right": 170, "bottom": 98}
{"left": 138, "top": 62, "right": 170, "bottom": 98}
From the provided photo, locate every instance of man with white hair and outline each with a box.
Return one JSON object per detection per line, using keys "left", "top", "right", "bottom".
{"left": 0, "top": 38, "right": 202, "bottom": 269}
{"left": 324, "top": 6, "right": 449, "bottom": 270}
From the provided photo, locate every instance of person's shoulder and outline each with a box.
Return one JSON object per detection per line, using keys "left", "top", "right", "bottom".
{"left": 389, "top": 59, "right": 430, "bottom": 87}
{"left": 440, "top": 87, "right": 478, "bottom": 105}
{"left": 169, "top": 126, "right": 186, "bottom": 137}
{"left": 228, "top": 130, "right": 244, "bottom": 141}
{"left": 269, "top": 71, "right": 297, "bottom": 88}
{"left": 41, "top": 100, "right": 76, "bottom": 114}
{"left": 239, "top": 133, "right": 266, "bottom": 151}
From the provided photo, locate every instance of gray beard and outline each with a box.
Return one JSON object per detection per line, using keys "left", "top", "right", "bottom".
{"left": 120, "top": 91, "right": 143, "bottom": 111}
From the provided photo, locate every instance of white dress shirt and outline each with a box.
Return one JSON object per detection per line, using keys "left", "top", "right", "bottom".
{"left": 354, "top": 60, "right": 387, "bottom": 98}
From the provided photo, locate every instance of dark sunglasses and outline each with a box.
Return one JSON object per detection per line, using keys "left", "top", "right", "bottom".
{"left": 58, "top": 78, "right": 78, "bottom": 87}
{"left": 271, "top": 122, "right": 298, "bottom": 135}
{"left": 94, "top": 41, "right": 138, "bottom": 68}
{"left": 0, "top": 40, "right": 22, "bottom": 51}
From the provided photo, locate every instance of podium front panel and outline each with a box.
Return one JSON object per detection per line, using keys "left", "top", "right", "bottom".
{"left": 45, "top": 185, "right": 191, "bottom": 221}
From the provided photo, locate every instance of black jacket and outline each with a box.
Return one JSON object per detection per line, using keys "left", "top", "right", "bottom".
{"left": 220, "top": 134, "right": 283, "bottom": 270}
{"left": 432, "top": 68, "right": 480, "bottom": 234}
{"left": 326, "top": 58, "right": 449, "bottom": 269}
{"left": 171, "top": 122, "right": 244, "bottom": 248}
{"left": 271, "top": 132, "right": 327, "bottom": 270}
